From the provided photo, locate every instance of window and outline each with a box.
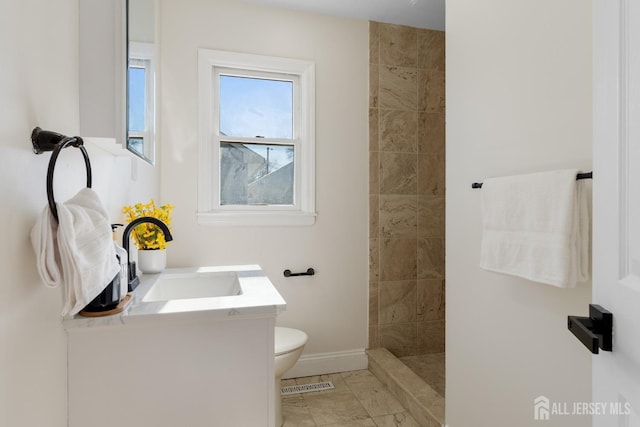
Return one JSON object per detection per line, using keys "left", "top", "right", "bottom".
{"left": 197, "top": 49, "right": 316, "bottom": 226}
{"left": 127, "top": 42, "right": 156, "bottom": 163}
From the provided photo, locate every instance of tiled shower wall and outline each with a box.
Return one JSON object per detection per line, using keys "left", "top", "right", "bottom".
{"left": 368, "top": 22, "right": 445, "bottom": 357}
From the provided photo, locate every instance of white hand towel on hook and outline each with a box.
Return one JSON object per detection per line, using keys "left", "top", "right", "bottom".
{"left": 479, "top": 169, "right": 590, "bottom": 288}
{"left": 31, "top": 188, "right": 119, "bottom": 315}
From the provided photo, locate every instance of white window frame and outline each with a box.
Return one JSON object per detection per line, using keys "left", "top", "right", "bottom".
{"left": 197, "top": 48, "right": 316, "bottom": 226}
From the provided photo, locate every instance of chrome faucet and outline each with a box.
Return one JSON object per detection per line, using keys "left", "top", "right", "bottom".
{"left": 122, "top": 216, "right": 173, "bottom": 291}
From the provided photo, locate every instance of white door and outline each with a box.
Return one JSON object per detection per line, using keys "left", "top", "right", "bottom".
{"left": 592, "top": 0, "right": 640, "bottom": 425}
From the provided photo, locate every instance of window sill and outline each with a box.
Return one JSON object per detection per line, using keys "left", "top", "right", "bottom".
{"left": 85, "top": 137, "right": 139, "bottom": 159}
{"left": 197, "top": 211, "right": 317, "bottom": 227}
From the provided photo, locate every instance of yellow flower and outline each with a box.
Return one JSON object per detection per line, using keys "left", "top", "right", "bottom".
{"left": 122, "top": 199, "right": 174, "bottom": 250}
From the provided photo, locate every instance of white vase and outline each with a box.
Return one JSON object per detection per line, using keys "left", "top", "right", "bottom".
{"left": 137, "top": 249, "right": 167, "bottom": 274}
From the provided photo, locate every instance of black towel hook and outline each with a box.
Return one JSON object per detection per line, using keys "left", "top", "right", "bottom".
{"left": 31, "top": 127, "right": 92, "bottom": 223}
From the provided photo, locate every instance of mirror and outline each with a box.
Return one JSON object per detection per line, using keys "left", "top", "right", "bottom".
{"left": 126, "top": 0, "right": 157, "bottom": 164}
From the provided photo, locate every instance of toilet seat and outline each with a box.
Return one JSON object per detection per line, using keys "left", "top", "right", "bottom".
{"left": 275, "top": 327, "right": 308, "bottom": 356}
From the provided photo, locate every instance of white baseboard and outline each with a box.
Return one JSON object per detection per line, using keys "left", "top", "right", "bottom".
{"left": 283, "top": 349, "right": 368, "bottom": 379}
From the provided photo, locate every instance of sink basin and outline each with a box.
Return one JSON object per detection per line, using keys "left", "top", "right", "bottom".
{"left": 64, "top": 265, "right": 286, "bottom": 325}
{"left": 142, "top": 271, "right": 242, "bottom": 302}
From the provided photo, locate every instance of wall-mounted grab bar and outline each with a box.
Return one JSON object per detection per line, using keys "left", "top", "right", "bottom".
{"left": 283, "top": 268, "right": 315, "bottom": 277}
{"left": 31, "top": 127, "right": 92, "bottom": 223}
{"left": 471, "top": 171, "right": 592, "bottom": 189}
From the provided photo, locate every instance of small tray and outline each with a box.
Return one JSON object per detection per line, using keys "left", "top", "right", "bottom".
{"left": 79, "top": 294, "right": 132, "bottom": 318}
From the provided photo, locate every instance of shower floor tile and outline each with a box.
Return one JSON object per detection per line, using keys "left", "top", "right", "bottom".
{"left": 399, "top": 353, "right": 445, "bottom": 397}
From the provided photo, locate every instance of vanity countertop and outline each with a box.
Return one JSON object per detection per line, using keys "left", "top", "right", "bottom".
{"left": 63, "top": 264, "right": 286, "bottom": 330}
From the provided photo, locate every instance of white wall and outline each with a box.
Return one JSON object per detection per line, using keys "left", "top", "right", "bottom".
{"left": 0, "top": 1, "right": 158, "bottom": 425}
{"left": 160, "top": 0, "right": 369, "bottom": 370}
{"left": 446, "top": 1, "right": 593, "bottom": 426}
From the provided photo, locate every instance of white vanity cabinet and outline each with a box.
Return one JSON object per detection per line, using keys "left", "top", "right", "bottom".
{"left": 67, "top": 317, "right": 275, "bottom": 427}
{"left": 65, "top": 266, "right": 285, "bottom": 427}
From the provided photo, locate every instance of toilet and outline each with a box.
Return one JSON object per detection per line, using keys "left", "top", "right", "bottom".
{"left": 274, "top": 326, "right": 308, "bottom": 427}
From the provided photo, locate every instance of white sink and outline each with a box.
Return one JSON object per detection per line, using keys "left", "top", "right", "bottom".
{"left": 142, "top": 271, "right": 242, "bottom": 302}
{"left": 64, "top": 265, "right": 286, "bottom": 326}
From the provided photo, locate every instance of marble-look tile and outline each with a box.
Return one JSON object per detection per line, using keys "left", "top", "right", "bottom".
{"left": 384, "top": 366, "right": 443, "bottom": 427}
{"left": 370, "top": 63, "right": 379, "bottom": 109}
{"left": 297, "top": 373, "right": 348, "bottom": 390}
{"left": 417, "top": 154, "right": 445, "bottom": 196}
{"left": 380, "top": 24, "right": 418, "bottom": 68}
{"left": 369, "top": 238, "right": 379, "bottom": 281}
{"left": 369, "top": 281, "right": 379, "bottom": 326}
{"left": 304, "top": 388, "right": 370, "bottom": 426}
{"left": 379, "top": 110, "right": 417, "bottom": 153}
{"left": 370, "top": 195, "right": 379, "bottom": 238}
{"left": 418, "top": 112, "right": 445, "bottom": 155}
{"left": 379, "top": 195, "right": 417, "bottom": 239}
{"left": 281, "top": 379, "right": 316, "bottom": 427}
{"left": 417, "top": 238, "right": 445, "bottom": 279}
{"left": 282, "top": 393, "right": 316, "bottom": 427}
{"left": 342, "top": 370, "right": 406, "bottom": 417}
{"left": 296, "top": 373, "right": 376, "bottom": 425}
{"left": 379, "top": 280, "right": 417, "bottom": 324}
{"left": 282, "top": 378, "right": 297, "bottom": 388}
{"left": 379, "top": 153, "right": 417, "bottom": 195}
{"left": 370, "top": 151, "right": 379, "bottom": 194}
{"left": 284, "top": 366, "right": 433, "bottom": 427}
{"left": 380, "top": 322, "right": 417, "bottom": 357}
{"left": 380, "top": 238, "right": 417, "bottom": 281}
{"left": 419, "top": 69, "right": 445, "bottom": 113}
{"left": 369, "top": 353, "right": 415, "bottom": 413}
{"left": 369, "top": 108, "right": 379, "bottom": 152}
{"left": 380, "top": 66, "right": 417, "bottom": 111}
{"left": 341, "top": 369, "right": 379, "bottom": 386}
{"left": 417, "top": 279, "right": 445, "bottom": 321}
{"left": 367, "top": 348, "right": 444, "bottom": 426}
{"left": 417, "top": 196, "right": 444, "bottom": 238}
{"left": 373, "top": 412, "right": 422, "bottom": 427}
{"left": 366, "top": 349, "right": 396, "bottom": 391}
{"left": 368, "top": 21, "right": 446, "bottom": 371}
{"left": 369, "top": 325, "right": 380, "bottom": 349}
{"left": 369, "top": 21, "right": 381, "bottom": 65}
{"left": 418, "top": 320, "right": 445, "bottom": 354}
{"left": 402, "top": 399, "right": 443, "bottom": 427}
{"left": 418, "top": 29, "right": 445, "bottom": 71}
{"left": 399, "top": 353, "right": 445, "bottom": 397}
{"left": 322, "top": 420, "right": 378, "bottom": 427}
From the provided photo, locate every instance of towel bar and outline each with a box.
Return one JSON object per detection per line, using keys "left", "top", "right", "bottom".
{"left": 283, "top": 268, "right": 315, "bottom": 277}
{"left": 471, "top": 171, "right": 592, "bottom": 189}
{"left": 31, "top": 127, "right": 92, "bottom": 223}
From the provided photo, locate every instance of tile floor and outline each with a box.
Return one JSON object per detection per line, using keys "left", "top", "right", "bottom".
{"left": 367, "top": 348, "right": 445, "bottom": 426}
{"left": 282, "top": 370, "right": 422, "bottom": 427}
{"left": 399, "top": 353, "right": 445, "bottom": 397}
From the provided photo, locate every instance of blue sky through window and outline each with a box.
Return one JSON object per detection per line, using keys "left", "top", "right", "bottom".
{"left": 219, "top": 75, "right": 293, "bottom": 139}
{"left": 128, "top": 67, "right": 146, "bottom": 132}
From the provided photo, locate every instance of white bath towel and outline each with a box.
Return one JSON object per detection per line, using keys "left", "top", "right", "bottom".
{"left": 479, "top": 169, "right": 590, "bottom": 288}
{"left": 31, "top": 188, "right": 120, "bottom": 315}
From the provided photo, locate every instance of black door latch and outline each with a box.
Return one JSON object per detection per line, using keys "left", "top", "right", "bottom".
{"left": 567, "top": 304, "right": 613, "bottom": 354}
